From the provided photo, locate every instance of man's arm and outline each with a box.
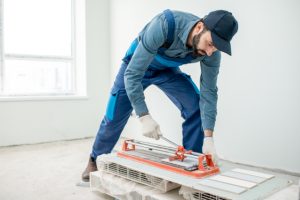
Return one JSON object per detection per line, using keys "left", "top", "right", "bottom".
{"left": 200, "top": 50, "right": 221, "bottom": 135}
{"left": 200, "top": 51, "right": 221, "bottom": 164}
{"left": 124, "top": 14, "right": 167, "bottom": 116}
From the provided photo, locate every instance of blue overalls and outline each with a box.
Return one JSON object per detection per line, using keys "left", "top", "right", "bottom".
{"left": 91, "top": 10, "right": 204, "bottom": 159}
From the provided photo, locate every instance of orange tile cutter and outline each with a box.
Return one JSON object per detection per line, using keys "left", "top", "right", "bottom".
{"left": 117, "top": 139, "right": 220, "bottom": 178}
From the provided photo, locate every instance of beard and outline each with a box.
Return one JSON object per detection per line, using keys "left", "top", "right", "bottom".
{"left": 192, "top": 30, "right": 207, "bottom": 56}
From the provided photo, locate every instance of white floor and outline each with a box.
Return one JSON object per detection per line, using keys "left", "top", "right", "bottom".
{"left": 0, "top": 138, "right": 298, "bottom": 200}
{"left": 0, "top": 138, "right": 113, "bottom": 200}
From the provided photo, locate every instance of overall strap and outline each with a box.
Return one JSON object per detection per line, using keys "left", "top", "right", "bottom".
{"left": 123, "top": 9, "right": 175, "bottom": 64}
{"left": 162, "top": 9, "right": 175, "bottom": 49}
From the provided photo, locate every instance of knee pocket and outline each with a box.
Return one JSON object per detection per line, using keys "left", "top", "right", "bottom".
{"left": 105, "top": 88, "right": 119, "bottom": 121}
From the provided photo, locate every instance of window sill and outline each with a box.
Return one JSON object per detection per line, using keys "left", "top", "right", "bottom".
{"left": 0, "top": 95, "right": 89, "bottom": 102}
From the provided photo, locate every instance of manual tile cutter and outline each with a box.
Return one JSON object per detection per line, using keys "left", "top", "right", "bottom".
{"left": 117, "top": 139, "right": 220, "bottom": 178}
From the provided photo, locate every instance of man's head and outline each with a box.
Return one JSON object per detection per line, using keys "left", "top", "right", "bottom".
{"left": 190, "top": 10, "right": 238, "bottom": 56}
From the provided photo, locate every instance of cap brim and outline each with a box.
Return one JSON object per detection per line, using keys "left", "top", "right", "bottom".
{"left": 211, "top": 32, "right": 232, "bottom": 55}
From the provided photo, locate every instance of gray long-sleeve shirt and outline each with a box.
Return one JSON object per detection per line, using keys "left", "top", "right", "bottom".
{"left": 124, "top": 10, "right": 221, "bottom": 131}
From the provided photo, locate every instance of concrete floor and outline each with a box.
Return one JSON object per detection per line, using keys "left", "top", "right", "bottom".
{"left": 0, "top": 138, "right": 112, "bottom": 200}
{"left": 0, "top": 138, "right": 299, "bottom": 200}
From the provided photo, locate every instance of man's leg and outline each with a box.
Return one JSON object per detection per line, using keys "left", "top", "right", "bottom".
{"left": 153, "top": 69, "right": 204, "bottom": 153}
{"left": 90, "top": 88, "right": 133, "bottom": 158}
{"left": 82, "top": 63, "right": 133, "bottom": 181}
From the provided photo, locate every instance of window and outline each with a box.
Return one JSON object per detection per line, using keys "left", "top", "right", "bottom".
{"left": 0, "top": 0, "right": 86, "bottom": 98}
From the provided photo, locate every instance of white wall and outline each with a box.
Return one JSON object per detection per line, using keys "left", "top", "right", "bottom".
{"left": 0, "top": 0, "right": 111, "bottom": 146}
{"left": 110, "top": 0, "right": 300, "bottom": 173}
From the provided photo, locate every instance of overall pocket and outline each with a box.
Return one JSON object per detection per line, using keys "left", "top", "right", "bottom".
{"left": 105, "top": 87, "right": 119, "bottom": 121}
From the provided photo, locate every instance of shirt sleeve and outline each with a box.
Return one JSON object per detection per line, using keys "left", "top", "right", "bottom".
{"left": 199, "top": 50, "right": 221, "bottom": 131}
{"left": 124, "top": 14, "right": 167, "bottom": 116}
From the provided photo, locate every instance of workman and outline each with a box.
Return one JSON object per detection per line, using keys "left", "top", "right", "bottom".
{"left": 82, "top": 9, "right": 238, "bottom": 182}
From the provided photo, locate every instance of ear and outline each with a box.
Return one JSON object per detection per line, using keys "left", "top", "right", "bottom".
{"left": 195, "top": 21, "right": 205, "bottom": 34}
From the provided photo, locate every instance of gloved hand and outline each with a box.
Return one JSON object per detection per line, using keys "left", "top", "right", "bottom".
{"left": 202, "top": 137, "right": 219, "bottom": 165}
{"left": 139, "top": 114, "right": 162, "bottom": 140}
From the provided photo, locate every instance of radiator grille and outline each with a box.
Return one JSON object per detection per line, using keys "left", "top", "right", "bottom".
{"left": 191, "top": 191, "right": 230, "bottom": 200}
{"left": 99, "top": 161, "right": 180, "bottom": 192}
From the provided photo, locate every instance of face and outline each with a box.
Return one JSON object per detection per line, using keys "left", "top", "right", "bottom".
{"left": 192, "top": 28, "right": 217, "bottom": 56}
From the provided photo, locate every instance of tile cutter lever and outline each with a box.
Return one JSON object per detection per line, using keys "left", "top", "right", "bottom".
{"left": 160, "top": 135, "right": 179, "bottom": 147}
{"left": 160, "top": 136, "right": 204, "bottom": 160}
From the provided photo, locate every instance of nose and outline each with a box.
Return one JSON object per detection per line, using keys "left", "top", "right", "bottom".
{"left": 206, "top": 49, "right": 213, "bottom": 56}
{"left": 206, "top": 46, "right": 217, "bottom": 56}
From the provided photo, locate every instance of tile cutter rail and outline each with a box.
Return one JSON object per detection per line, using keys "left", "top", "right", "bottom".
{"left": 117, "top": 139, "right": 220, "bottom": 178}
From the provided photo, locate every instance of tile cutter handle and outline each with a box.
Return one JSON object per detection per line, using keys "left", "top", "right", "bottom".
{"left": 160, "top": 136, "right": 179, "bottom": 147}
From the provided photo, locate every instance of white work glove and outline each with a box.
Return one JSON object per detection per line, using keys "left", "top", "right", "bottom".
{"left": 202, "top": 137, "right": 219, "bottom": 165}
{"left": 139, "top": 114, "right": 162, "bottom": 140}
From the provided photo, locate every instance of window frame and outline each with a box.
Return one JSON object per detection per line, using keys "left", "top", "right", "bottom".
{"left": 0, "top": 0, "right": 87, "bottom": 101}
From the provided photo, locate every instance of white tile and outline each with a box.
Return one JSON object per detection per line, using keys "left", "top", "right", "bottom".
{"left": 232, "top": 168, "right": 274, "bottom": 179}
{"left": 197, "top": 179, "right": 247, "bottom": 194}
{"left": 222, "top": 171, "right": 266, "bottom": 183}
{"left": 208, "top": 175, "right": 257, "bottom": 188}
{"left": 161, "top": 157, "right": 198, "bottom": 168}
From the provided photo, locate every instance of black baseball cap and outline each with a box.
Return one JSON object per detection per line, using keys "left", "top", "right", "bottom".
{"left": 203, "top": 10, "right": 238, "bottom": 55}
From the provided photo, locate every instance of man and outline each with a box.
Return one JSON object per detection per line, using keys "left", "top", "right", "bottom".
{"left": 82, "top": 9, "right": 238, "bottom": 182}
